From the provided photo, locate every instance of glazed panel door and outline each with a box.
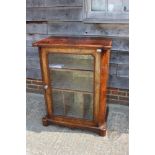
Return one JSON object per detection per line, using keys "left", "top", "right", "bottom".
{"left": 40, "top": 48, "right": 101, "bottom": 124}
{"left": 48, "top": 53, "right": 94, "bottom": 120}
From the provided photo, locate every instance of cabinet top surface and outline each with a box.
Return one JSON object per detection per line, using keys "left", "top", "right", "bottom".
{"left": 33, "top": 36, "right": 112, "bottom": 48}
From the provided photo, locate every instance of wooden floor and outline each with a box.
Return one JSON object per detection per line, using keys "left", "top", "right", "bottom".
{"left": 26, "top": 93, "right": 129, "bottom": 155}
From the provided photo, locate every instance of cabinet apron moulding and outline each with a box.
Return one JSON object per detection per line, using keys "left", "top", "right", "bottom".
{"left": 33, "top": 36, "right": 112, "bottom": 136}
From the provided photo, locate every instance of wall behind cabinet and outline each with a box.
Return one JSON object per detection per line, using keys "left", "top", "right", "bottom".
{"left": 26, "top": 0, "right": 129, "bottom": 90}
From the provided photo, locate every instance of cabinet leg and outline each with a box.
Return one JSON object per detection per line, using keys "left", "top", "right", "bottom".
{"left": 99, "top": 129, "right": 106, "bottom": 136}
{"left": 98, "top": 123, "right": 107, "bottom": 136}
{"left": 42, "top": 116, "right": 49, "bottom": 126}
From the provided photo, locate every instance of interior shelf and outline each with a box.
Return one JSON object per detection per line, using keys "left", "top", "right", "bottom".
{"left": 50, "top": 69, "right": 94, "bottom": 93}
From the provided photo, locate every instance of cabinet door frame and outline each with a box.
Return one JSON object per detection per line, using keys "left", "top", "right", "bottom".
{"left": 39, "top": 46, "right": 109, "bottom": 128}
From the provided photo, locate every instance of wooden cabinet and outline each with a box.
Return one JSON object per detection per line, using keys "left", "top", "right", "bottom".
{"left": 33, "top": 36, "right": 112, "bottom": 136}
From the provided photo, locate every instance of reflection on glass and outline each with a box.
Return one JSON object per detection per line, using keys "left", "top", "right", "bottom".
{"left": 91, "top": 0, "right": 129, "bottom": 13}
{"left": 50, "top": 70, "right": 93, "bottom": 92}
{"left": 48, "top": 53, "right": 94, "bottom": 120}
{"left": 92, "top": 0, "right": 106, "bottom": 11}
{"left": 108, "top": 0, "right": 123, "bottom": 12}
{"left": 48, "top": 54, "right": 94, "bottom": 71}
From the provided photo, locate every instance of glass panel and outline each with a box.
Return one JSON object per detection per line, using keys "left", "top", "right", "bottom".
{"left": 50, "top": 69, "right": 93, "bottom": 92}
{"left": 91, "top": 0, "right": 106, "bottom": 11}
{"left": 52, "top": 90, "right": 64, "bottom": 115}
{"left": 108, "top": 0, "right": 123, "bottom": 12}
{"left": 91, "top": 0, "right": 129, "bottom": 13}
{"left": 83, "top": 94, "right": 93, "bottom": 120}
{"left": 123, "top": 0, "right": 129, "bottom": 12}
{"left": 48, "top": 53, "right": 94, "bottom": 120}
{"left": 48, "top": 54, "right": 94, "bottom": 71}
{"left": 64, "top": 92, "right": 84, "bottom": 118}
{"left": 52, "top": 90, "right": 94, "bottom": 119}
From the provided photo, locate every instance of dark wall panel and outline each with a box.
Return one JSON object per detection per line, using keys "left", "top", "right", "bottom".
{"left": 26, "top": 47, "right": 39, "bottom": 58}
{"left": 26, "top": 34, "right": 49, "bottom": 47}
{"left": 26, "top": 23, "right": 47, "bottom": 34}
{"left": 47, "top": 22, "right": 128, "bottom": 37}
{"left": 27, "top": 58, "right": 40, "bottom": 69}
{"left": 26, "top": 68, "right": 41, "bottom": 79}
{"left": 27, "top": 0, "right": 83, "bottom": 7}
{"left": 27, "top": 7, "right": 83, "bottom": 21}
{"left": 117, "top": 64, "right": 129, "bottom": 77}
{"left": 108, "top": 75, "right": 129, "bottom": 89}
{"left": 112, "top": 38, "right": 129, "bottom": 51}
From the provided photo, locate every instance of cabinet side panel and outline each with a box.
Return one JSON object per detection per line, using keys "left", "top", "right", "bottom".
{"left": 98, "top": 49, "right": 111, "bottom": 126}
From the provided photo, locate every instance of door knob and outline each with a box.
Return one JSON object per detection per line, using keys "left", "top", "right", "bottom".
{"left": 44, "top": 85, "right": 48, "bottom": 90}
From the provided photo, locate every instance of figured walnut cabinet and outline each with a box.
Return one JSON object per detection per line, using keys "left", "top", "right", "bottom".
{"left": 33, "top": 36, "right": 112, "bottom": 136}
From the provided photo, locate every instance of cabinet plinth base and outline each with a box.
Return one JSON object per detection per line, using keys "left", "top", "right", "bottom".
{"left": 42, "top": 116, "right": 49, "bottom": 126}
{"left": 98, "top": 124, "right": 107, "bottom": 136}
{"left": 42, "top": 116, "right": 107, "bottom": 136}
